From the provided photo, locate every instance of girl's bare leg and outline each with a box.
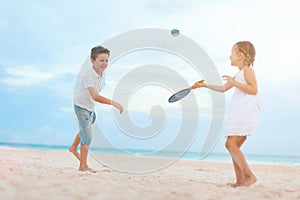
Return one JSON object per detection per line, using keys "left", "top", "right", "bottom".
{"left": 226, "top": 136, "right": 257, "bottom": 187}
{"left": 228, "top": 136, "right": 247, "bottom": 187}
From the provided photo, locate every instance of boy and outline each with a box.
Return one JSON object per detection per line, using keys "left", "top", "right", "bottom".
{"left": 69, "top": 46, "right": 123, "bottom": 172}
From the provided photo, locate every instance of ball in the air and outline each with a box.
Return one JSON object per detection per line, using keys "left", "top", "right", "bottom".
{"left": 171, "top": 29, "right": 180, "bottom": 37}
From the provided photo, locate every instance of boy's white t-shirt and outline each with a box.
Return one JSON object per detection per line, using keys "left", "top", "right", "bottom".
{"left": 74, "top": 67, "right": 106, "bottom": 112}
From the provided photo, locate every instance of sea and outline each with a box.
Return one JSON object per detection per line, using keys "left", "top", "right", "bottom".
{"left": 1, "top": 142, "right": 300, "bottom": 166}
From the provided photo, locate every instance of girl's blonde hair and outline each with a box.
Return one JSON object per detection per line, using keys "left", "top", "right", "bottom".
{"left": 235, "top": 41, "right": 256, "bottom": 67}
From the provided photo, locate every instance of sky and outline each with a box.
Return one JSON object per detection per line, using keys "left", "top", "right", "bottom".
{"left": 0, "top": 0, "right": 300, "bottom": 157}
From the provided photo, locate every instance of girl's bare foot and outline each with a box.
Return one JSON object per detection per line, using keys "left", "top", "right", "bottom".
{"left": 79, "top": 166, "right": 96, "bottom": 173}
{"left": 227, "top": 182, "right": 243, "bottom": 188}
{"left": 244, "top": 175, "right": 257, "bottom": 187}
{"left": 69, "top": 146, "right": 80, "bottom": 160}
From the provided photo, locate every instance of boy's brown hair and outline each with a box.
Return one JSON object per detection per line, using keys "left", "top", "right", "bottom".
{"left": 91, "top": 46, "right": 110, "bottom": 60}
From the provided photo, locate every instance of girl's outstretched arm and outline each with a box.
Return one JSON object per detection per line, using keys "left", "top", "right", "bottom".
{"left": 193, "top": 81, "right": 234, "bottom": 93}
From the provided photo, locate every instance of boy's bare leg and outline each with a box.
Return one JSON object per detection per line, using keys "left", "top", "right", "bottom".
{"left": 69, "top": 134, "right": 81, "bottom": 160}
{"left": 226, "top": 136, "right": 257, "bottom": 187}
{"left": 228, "top": 136, "right": 247, "bottom": 187}
{"left": 79, "top": 144, "right": 96, "bottom": 173}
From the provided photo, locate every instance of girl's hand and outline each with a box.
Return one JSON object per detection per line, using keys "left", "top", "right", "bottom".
{"left": 222, "top": 75, "right": 235, "bottom": 84}
{"left": 193, "top": 81, "right": 207, "bottom": 88}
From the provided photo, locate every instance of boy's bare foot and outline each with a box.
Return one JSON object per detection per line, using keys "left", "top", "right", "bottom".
{"left": 69, "top": 146, "right": 80, "bottom": 160}
{"left": 244, "top": 175, "right": 257, "bottom": 187}
{"left": 79, "top": 167, "right": 96, "bottom": 173}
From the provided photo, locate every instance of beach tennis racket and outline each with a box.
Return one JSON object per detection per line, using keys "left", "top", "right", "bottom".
{"left": 168, "top": 80, "right": 205, "bottom": 103}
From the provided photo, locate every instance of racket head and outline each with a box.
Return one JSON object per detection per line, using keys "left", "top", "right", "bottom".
{"left": 168, "top": 88, "right": 191, "bottom": 103}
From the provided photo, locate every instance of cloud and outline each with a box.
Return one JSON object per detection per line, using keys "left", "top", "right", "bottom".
{"left": 59, "top": 106, "right": 73, "bottom": 113}
{"left": 2, "top": 0, "right": 300, "bottom": 83}
{"left": 1, "top": 65, "right": 54, "bottom": 87}
{"left": 137, "top": 0, "right": 300, "bottom": 82}
{"left": 142, "top": 0, "right": 199, "bottom": 13}
{"left": 0, "top": 63, "right": 79, "bottom": 104}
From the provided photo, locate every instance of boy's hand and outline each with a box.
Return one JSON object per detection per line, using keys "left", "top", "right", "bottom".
{"left": 112, "top": 101, "right": 124, "bottom": 114}
{"left": 117, "top": 104, "right": 124, "bottom": 114}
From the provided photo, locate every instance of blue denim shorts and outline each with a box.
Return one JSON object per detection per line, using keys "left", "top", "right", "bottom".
{"left": 74, "top": 105, "right": 96, "bottom": 145}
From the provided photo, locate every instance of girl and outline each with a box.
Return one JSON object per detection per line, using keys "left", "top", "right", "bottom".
{"left": 194, "top": 41, "right": 260, "bottom": 187}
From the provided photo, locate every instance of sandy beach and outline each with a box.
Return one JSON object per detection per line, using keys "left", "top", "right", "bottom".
{"left": 0, "top": 147, "right": 299, "bottom": 200}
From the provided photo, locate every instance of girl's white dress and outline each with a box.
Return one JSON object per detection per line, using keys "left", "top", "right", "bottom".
{"left": 224, "top": 68, "right": 261, "bottom": 137}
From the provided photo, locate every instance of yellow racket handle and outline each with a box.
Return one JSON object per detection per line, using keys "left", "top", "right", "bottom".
{"left": 190, "top": 80, "right": 205, "bottom": 89}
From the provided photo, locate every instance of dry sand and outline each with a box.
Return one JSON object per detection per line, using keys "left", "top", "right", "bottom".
{"left": 0, "top": 147, "right": 299, "bottom": 200}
